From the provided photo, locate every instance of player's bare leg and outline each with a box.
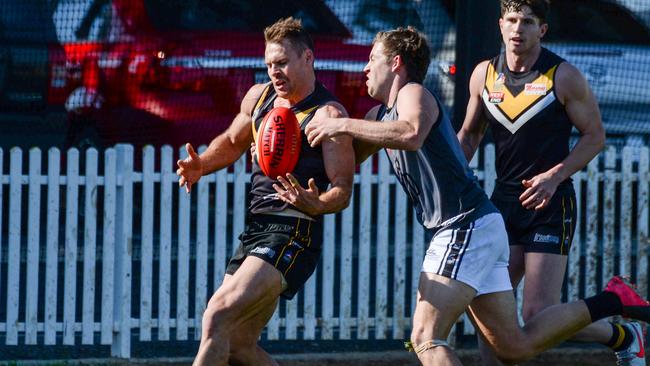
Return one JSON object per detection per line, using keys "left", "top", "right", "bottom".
{"left": 469, "top": 290, "right": 592, "bottom": 365}
{"left": 479, "top": 247, "right": 625, "bottom": 365}
{"left": 410, "top": 273, "right": 476, "bottom": 366}
{"left": 193, "top": 256, "right": 283, "bottom": 366}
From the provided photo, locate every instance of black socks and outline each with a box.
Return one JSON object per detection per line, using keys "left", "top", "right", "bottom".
{"left": 584, "top": 291, "right": 623, "bottom": 322}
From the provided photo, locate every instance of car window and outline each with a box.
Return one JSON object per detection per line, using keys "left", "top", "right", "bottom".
{"left": 144, "top": 0, "right": 350, "bottom": 37}
{"left": 545, "top": 0, "right": 650, "bottom": 44}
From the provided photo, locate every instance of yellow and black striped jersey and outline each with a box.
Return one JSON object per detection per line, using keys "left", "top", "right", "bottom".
{"left": 249, "top": 81, "right": 338, "bottom": 216}
{"left": 482, "top": 47, "right": 573, "bottom": 195}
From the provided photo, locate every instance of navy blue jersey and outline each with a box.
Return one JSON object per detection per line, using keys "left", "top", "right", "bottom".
{"left": 378, "top": 83, "right": 496, "bottom": 233}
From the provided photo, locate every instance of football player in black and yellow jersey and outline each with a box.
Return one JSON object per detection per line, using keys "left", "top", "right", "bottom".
{"left": 458, "top": 1, "right": 644, "bottom": 365}
{"left": 177, "top": 17, "right": 354, "bottom": 366}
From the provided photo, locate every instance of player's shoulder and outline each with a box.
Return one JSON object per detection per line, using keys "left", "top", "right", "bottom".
{"left": 555, "top": 62, "right": 585, "bottom": 83}
{"left": 555, "top": 62, "right": 589, "bottom": 100}
{"left": 316, "top": 101, "right": 349, "bottom": 118}
{"left": 241, "top": 83, "right": 271, "bottom": 114}
{"left": 399, "top": 82, "right": 433, "bottom": 98}
{"left": 471, "top": 60, "right": 491, "bottom": 80}
{"left": 397, "top": 82, "right": 436, "bottom": 109}
{"left": 246, "top": 83, "right": 271, "bottom": 101}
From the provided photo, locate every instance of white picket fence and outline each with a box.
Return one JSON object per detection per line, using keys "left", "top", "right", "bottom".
{"left": 0, "top": 143, "right": 648, "bottom": 358}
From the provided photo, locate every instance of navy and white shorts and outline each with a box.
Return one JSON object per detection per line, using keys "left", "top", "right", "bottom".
{"left": 421, "top": 212, "right": 512, "bottom": 296}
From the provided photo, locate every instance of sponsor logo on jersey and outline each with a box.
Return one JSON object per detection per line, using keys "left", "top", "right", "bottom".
{"left": 524, "top": 83, "right": 547, "bottom": 95}
{"left": 251, "top": 246, "right": 276, "bottom": 258}
{"left": 533, "top": 233, "right": 560, "bottom": 244}
{"left": 488, "top": 92, "right": 505, "bottom": 104}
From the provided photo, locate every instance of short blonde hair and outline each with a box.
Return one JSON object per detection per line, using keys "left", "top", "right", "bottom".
{"left": 264, "top": 17, "right": 314, "bottom": 55}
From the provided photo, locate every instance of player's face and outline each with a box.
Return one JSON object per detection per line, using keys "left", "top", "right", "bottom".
{"left": 499, "top": 6, "right": 548, "bottom": 55}
{"left": 363, "top": 42, "right": 394, "bottom": 102}
{"left": 265, "top": 40, "right": 313, "bottom": 100}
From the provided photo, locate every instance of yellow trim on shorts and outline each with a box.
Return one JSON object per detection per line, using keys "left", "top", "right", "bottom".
{"left": 284, "top": 220, "right": 312, "bottom": 276}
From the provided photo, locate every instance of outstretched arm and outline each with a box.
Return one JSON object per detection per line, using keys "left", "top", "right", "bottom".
{"left": 457, "top": 61, "right": 490, "bottom": 162}
{"left": 306, "top": 83, "right": 437, "bottom": 152}
{"left": 176, "top": 83, "right": 265, "bottom": 192}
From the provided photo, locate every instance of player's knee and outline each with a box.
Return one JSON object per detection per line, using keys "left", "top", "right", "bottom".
{"left": 228, "top": 346, "right": 256, "bottom": 366}
{"left": 410, "top": 323, "right": 430, "bottom": 345}
{"left": 493, "top": 342, "right": 533, "bottom": 365}
{"left": 521, "top": 302, "right": 552, "bottom": 323}
{"left": 202, "top": 293, "right": 240, "bottom": 337}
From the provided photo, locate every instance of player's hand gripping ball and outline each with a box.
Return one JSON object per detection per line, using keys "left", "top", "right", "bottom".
{"left": 256, "top": 107, "right": 301, "bottom": 178}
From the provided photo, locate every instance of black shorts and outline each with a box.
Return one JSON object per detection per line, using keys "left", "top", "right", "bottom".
{"left": 226, "top": 213, "right": 322, "bottom": 299}
{"left": 491, "top": 184, "right": 577, "bottom": 255}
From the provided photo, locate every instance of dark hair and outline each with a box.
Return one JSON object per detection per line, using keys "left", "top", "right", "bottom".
{"left": 373, "top": 26, "right": 431, "bottom": 83}
{"left": 264, "top": 17, "right": 314, "bottom": 54}
{"left": 500, "top": 0, "right": 549, "bottom": 24}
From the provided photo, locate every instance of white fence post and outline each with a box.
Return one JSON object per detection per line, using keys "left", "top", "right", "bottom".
{"left": 63, "top": 148, "right": 79, "bottom": 345}
{"left": 82, "top": 148, "right": 99, "bottom": 345}
{"left": 638, "top": 147, "right": 649, "bottom": 297}
{"left": 26, "top": 148, "right": 42, "bottom": 345}
{"left": 603, "top": 147, "right": 616, "bottom": 284}
{"left": 195, "top": 145, "right": 209, "bottom": 340}
{"left": 357, "top": 159, "right": 372, "bottom": 339}
{"left": 140, "top": 146, "right": 155, "bottom": 341}
{"left": 112, "top": 144, "right": 134, "bottom": 358}
{"left": 340, "top": 196, "right": 354, "bottom": 339}
{"left": 621, "top": 147, "right": 634, "bottom": 276}
{"left": 6, "top": 148, "right": 23, "bottom": 345}
{"left": 44, "top": 148, "right": 60, "bottom": 345}
{"left": 320, "top": 213, "right": 336, "bottom": 340}
{"left": 177, "top": 146, "right": 190, "bottom": 341}
{"left": 568, "top": 169, "right": 583, "bottom": 301}
{"left": 585, "top": 158, "right": 599, "bottom": 297}
{"left": 393, "top": 186, "right": 407, "bottom": 339}
{"left": 158, "top": 146, "right": 173, "bottom": 341}
{"left": 376, "top": 154, "right": 390, "bottom": 339}
{"left": 101, "top": 148, "right": 117, "bottom": 345}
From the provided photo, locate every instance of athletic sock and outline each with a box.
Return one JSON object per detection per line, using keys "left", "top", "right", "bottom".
{"left": 583, "top": 291, "right": 623, "bottom": 322}
{"left": 606, "top": 323, "right": 634, "bottom": 351}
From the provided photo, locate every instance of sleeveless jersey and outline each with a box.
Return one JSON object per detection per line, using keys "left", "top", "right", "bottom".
{"left": 377, "top": 84, "right": 496, "bottom": 232}
{"left": 482, "top": 47, "right": 573, "bottom": 195}
{"left": 249, "top": 82, "right": 337, "bottom": 215}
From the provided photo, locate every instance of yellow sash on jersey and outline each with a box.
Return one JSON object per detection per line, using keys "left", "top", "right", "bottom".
{"left": 483, "top": 63, "right": 558, "bottom": 134}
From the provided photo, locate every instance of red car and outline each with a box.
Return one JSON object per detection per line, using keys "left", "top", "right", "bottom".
{"left": 45, "top": 0, "right": 375, "bottom": 150}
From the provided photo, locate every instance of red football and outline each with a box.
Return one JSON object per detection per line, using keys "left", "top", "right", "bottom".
{"left": 256, "top": 106, "right": 301, "bottom": 178}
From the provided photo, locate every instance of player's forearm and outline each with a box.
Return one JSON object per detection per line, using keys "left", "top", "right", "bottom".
{"left": 340, "top": 118, "right": 421, "bottom": 151}
{"left": 200, "top": 135, "right": 247, "bottom": 175}
{"left": 457, "top": 129, "right": 482, "bottom": 163}
{"left": 353, "top": 139, "right": 381, "bottom": 164}
{"left": 549, "top": 131, "right": 606, "bottom": 183}
{"left": 312, "top": 185, "right": 352, "bottom": 216}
